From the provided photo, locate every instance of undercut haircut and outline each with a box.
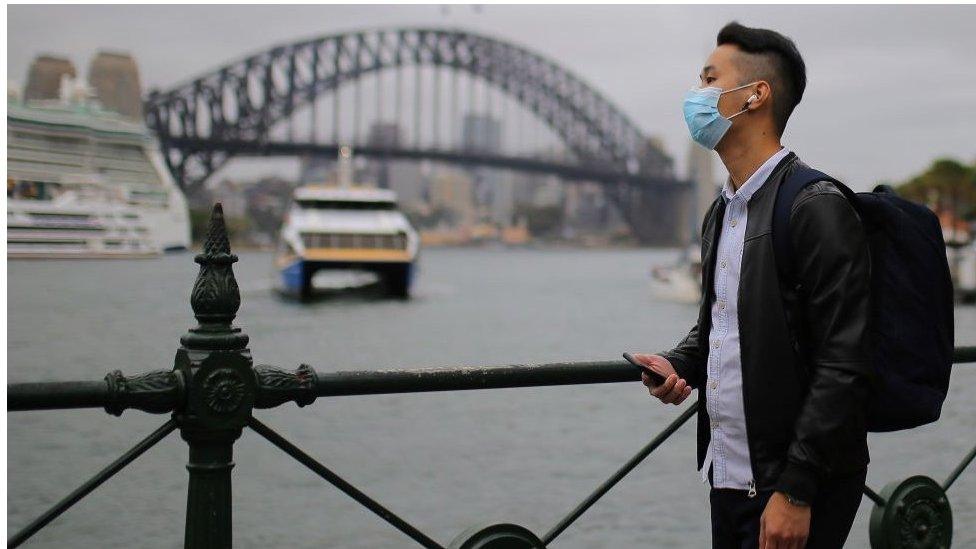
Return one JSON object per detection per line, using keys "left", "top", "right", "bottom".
{"left": 717, "top": 22, "right": 806, "bottom": 136}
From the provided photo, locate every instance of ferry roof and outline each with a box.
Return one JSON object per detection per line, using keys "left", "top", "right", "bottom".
{"left": 294, "top": 185, "right": 398, "bottom": 202}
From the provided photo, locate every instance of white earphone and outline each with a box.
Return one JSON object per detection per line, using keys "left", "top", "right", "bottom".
{"left": 747, "top": 94, "right": 759, "bottom": 104}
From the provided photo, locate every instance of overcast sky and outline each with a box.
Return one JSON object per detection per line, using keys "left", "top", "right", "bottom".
{"left": 7, "top": 4, "right": 976, "bottom": 190}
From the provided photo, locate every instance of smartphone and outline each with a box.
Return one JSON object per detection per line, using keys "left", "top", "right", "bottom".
{"left": 622, "top": 352, "right": 667, "bottom": 385}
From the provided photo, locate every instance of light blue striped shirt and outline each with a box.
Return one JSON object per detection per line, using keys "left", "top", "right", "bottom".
{"left": 701, "top": 147, "right": 790, "bottom": 491}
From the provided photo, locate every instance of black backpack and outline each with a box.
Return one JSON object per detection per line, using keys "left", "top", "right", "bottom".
{"left": 772, "top": 164, "right": 954, "bottom": 432}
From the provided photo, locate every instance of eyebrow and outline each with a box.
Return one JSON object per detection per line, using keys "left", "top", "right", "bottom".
{"left": 701, "top": 65, "right": 715, "bottom": 76}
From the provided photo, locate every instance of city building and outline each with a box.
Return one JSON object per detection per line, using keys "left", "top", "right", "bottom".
{"left": 25, "top": 52, "right": 145, "bottom": 120}
{"left": 461, "top": 113, "right": 514, "bottom": 227}
{"left": 428, "top": 166, "right": 476, "bottom": 226}
{"left": 87, "top": 51, "right": 143, "bottom": 119}
{"left": 24, "top": 56, "right": 76, "bottom": 101}
{"left": 686, "top": 140, "right": 720, "bottom": 238}
{"left": 564, "top": 181, "right": 612, "bottom": 233}
{"left": 364, "top": 121, "right": 427, "bottom": 211}
{"left": 639, "top": 136, "right": 676, "bottom": 177}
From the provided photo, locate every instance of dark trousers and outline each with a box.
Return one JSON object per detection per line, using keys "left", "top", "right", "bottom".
{"left": 708, "top": 465, "right": 867, "bottom": 549}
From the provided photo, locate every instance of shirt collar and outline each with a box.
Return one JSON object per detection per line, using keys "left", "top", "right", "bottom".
{"left": 721, "top": 147, "right": 790, "bottom": 203}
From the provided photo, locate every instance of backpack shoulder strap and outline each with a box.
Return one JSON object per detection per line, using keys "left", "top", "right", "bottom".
{"left": 772, "top": 165, "right": 843, "bottom": 280}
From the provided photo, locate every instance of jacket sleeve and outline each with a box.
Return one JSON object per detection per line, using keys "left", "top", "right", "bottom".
{"left": 773, "top": 187, "right": 873, "bottom": 503}
{"left": 658, "top": 323, "right": 706, "bottom": 390}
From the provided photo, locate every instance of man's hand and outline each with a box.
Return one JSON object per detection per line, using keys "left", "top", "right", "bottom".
{"left": 633, "top": 353, "right": 692, "bottom": 405}
{"left": 759, "top": 492, "right": 811, "bottom": 549}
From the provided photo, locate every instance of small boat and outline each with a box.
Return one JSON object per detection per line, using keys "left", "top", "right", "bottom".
{"left": 942, "top": 212, "right": 976, "bottom": 303}
{"left": 952, "top": 240, "right": 976, "bottom": 303}
{"left": 649, "top": 246, "right": 702, "bottom": 304}
{"left": 274, "top": 146, "right": 421, "bottom": 300}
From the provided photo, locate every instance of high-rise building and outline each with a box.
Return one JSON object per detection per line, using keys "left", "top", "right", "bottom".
{"left": 564, "top": 181, "right": 611, "bottom": 232}
{"left": 533, "top": 177, "right": 564, "bottom": 208}
{"left": 461, "top": 113, "right": 513, "bottom": 226}
{"left": 461, "top": 113, "right": 502, "bottom": 153}
{"left": 87, "top": 51, "right": 143, "bottom": 119}
{"left": 429, "top": 167, "right": 476, "bottom": 226}
{"left": 639, "top": 136, "right": 676, "bottom": 177}
{"left": 365, "top": 121, "right": 400, "bottom": 189}
{"left": 686, "top": 140, "right": 720, "bottom": 238}
{"left": 24, "top": 56, "right": 76, "bottom": 101}
{"left": 365, "top": 121, "right": 426, "bottom": 211}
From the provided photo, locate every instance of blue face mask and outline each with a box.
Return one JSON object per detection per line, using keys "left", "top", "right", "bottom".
{"left": 683, "top": 82, "right": 758, "bottom": 150}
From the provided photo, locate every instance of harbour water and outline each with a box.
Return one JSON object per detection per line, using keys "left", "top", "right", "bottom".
{"left": 7, "top": 248, "right": 976, "bottom": 548}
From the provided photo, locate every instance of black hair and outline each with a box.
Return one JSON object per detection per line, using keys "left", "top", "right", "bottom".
{"left": 717, "top": 21, "right": 806, "bottom": 136}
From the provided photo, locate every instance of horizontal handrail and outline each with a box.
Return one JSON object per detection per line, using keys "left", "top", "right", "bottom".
{"left": 313, "top": 359, "right": 646, "bottom": 396}
{"left": 8, "top": 346, "right": 976, "bottom": 412}
{"left": 954, "top": 345, "right": 976, "bottom": 363}
{"left": 9, "top": 369, "right": 183, "bottom": 413}
{"left": 7, "top": 381, "right": 108, "bottom": 410}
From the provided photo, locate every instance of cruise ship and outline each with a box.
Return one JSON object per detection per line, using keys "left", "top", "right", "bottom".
{"left": 275, "top": 147, "right": 421, "bottom": 299}
{"left": 7, "top": 81, "right": 190, "bottom": 258}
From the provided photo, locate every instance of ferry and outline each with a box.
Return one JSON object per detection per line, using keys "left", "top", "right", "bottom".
{"left": 7, "top": 80, "right": 191, "bottom": 258}
{"left": 274, "top": 147, "right": 420, "bottom": 299}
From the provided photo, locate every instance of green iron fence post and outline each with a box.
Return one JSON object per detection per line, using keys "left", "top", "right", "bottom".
{"left": 175, "top": 204, "right": 255, "bottom": 549}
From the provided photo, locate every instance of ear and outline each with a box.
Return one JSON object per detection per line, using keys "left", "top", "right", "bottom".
{"left": 746, "top": 80, "right": 773, "bottom": 112}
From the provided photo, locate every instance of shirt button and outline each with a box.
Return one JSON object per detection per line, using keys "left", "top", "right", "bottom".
{"left": 730, "top": 219, "right": 737, "bottom": 227}
{"left": 712, "top": 340, "right": 720, "bottom": 349}
{"left": 719, "top": 301, "right": 726, "bottom": 310}
{"left": 710, "top": 380, "right": 718, "bottom": 389}
{"left": 720, "top": 259, "right": 727, "bottom": 269}
{"left": 711, "top": 419, "right": 718, "bottom": 429}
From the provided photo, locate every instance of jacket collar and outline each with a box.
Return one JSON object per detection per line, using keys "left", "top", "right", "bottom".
{"left": 722, "top": 147, "right": 792, "bottom": 204}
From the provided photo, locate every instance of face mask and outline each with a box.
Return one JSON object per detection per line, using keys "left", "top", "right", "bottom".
{"left": 683, "top": 82, "right": 758, "bottom": 150}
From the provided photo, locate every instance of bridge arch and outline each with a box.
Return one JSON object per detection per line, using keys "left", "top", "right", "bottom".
{"left": 145, "top": 27, "right": 674, "bottom": 190}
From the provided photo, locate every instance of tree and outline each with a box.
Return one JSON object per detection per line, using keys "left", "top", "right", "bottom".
{"left": 513, "top": 203, "right": 564, "bottom": 237}
{"left": 897, "top": 158, "right": 976, "bottom": 220}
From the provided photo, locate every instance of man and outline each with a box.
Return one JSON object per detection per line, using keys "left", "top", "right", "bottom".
{"left": 633, "top": 22, "right": 872, "bottom": 549}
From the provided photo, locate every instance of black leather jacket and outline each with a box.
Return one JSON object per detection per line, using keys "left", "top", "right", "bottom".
{"left": 660, "top": 152, "right": 872, "bottom": 503}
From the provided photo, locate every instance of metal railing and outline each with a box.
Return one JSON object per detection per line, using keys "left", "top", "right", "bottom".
{"left": 7, "top": 205, "right": 976, "bottom": 549}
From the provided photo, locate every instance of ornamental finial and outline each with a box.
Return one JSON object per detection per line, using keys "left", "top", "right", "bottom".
{"left": 201, "top": 203, "right": 233, "bottom": 257}
{"left": 182, "top": 203, "right": 248, "bottom": 350}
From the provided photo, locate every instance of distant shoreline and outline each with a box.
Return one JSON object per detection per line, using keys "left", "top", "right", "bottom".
{"left": 191, "top": 239, "right": 666, "bottom": 252}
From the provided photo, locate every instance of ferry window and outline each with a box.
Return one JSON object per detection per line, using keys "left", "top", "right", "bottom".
{"left": 296, "top": 200, "right": 397, "bottom": 211}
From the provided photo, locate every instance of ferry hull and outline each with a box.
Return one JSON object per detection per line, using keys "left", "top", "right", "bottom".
{"left": 278, "top": 257, "right": 416, "bottom": 300}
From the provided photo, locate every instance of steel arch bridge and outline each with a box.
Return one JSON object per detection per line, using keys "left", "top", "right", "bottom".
{"left": 145, "top": 27, "right": 692, "bottom": 245}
